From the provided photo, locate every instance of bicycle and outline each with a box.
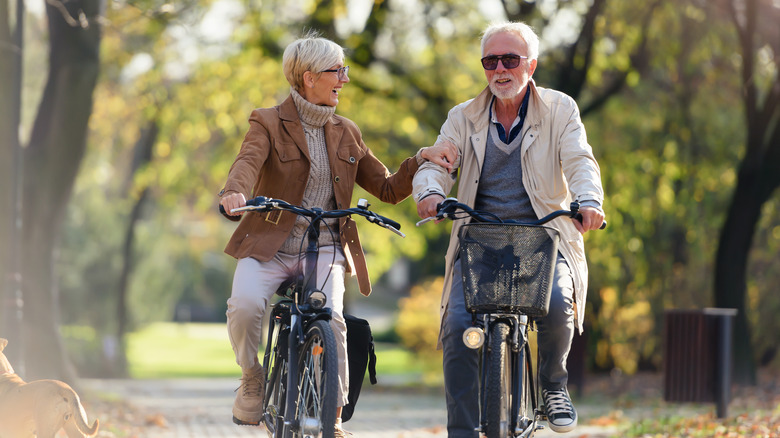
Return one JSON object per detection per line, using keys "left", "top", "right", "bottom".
{"left": 222, "top": 196, "right": 404, "bottom": 438}
{"left": 417, "top": 198, "right": 605, "bottom": 438}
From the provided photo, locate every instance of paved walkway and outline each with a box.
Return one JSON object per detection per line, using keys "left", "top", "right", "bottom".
{"left": 83, "top": 377, "right": 620, "bottom": 437}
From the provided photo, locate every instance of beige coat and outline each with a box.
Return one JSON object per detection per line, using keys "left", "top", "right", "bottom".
{"left": 413, "top": 81, "right": 604, "bottom": 337}
{"left": 222, "top": 95, "right": 421, "bottom": 296}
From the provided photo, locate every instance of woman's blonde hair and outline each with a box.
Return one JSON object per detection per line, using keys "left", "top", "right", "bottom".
{"left": 480, "top": 21, "right": 539, "bottom": 60}
{"left": 283, "top": 30, "right": 345, "bottom": 91}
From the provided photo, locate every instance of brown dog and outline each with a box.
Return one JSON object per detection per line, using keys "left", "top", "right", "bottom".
{"left": 0, "top": 338, "right": 99, "bottom": 438}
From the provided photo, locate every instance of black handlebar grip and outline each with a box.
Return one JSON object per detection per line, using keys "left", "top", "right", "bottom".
{"left": 574, "top": 213, "right": 607, "bottom": 230}
{"left": 219, "top": 204, "right": 241, "bottom": 222}
{"left": 219, "top": 196, "right": 270, "bottom": 221}
{"left": 376, "top": 214, "right": 401, "bottom": 231}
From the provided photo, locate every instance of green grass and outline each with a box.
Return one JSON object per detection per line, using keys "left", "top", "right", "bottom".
{"left": 127, "top": 322, "right": 426, "bottom": 379}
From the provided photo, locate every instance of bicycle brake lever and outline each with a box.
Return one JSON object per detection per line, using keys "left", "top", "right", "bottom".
{"left": 383, "top": 223, "right": 406, "bottom": 238}
{"left": 416, "top": 216, "right": 436, "bottom": 226}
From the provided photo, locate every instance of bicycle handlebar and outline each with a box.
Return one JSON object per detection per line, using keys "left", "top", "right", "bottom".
{"left": 416, "top": 197, "right": 607, "bottom": 229}
{"left": 220, "top": 196, "right": 406, "bottom": 238}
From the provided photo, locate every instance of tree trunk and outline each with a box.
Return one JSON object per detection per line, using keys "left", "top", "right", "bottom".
{"left": 21, "top": 0, "right": 101, "bottom": 381}
{"left": 714, "top": 173, "right": 761, "bottom": 385}
{"left": 715, "top": 0, "right": 780, "bottom": 386}
{"left": 113, "top": 122, "right": 158, "bottom": 377}
{"left": 0, "top": 0, "right": 25, "bottom": 371}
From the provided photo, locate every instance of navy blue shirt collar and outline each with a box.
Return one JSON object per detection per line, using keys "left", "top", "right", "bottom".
{"left": 489, "top": 88, "right": 530, "bottom": 144}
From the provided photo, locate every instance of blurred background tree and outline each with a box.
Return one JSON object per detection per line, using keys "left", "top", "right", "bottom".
{"left": 1, "top": 0, "right": 778, "bottom": 385}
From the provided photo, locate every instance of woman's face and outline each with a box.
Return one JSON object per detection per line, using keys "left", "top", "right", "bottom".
{"left": 302, "top": 63, "right": 350, "bottom": 107}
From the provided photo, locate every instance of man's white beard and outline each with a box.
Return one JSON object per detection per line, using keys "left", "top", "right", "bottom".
{"left": 489, "top": 81, "right": 522, "bottom": 100}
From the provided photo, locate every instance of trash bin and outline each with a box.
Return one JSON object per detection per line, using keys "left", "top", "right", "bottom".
{"left": 663, "top": 308, "right": 737, "bottom": 418}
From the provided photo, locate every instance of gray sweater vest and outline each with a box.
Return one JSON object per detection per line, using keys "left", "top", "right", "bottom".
{"left": 474, "top": 123, "right": 536, "bottom": 221}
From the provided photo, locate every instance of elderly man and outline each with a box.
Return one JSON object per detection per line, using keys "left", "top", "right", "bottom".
{"left": 414, "top": 21, "right": 605, "bottom": 436}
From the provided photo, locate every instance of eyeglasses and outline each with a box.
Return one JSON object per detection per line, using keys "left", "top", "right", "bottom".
{"left": 321, "top": 65, "right": 350, "bottom": 80}
{"left": 480, "top": 54, "right": 528, "bottom": 70}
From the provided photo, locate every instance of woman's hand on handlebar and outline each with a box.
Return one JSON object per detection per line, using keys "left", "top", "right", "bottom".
{"left": 220, "top": 192, "right": 247, "bottom": 216}
{"left": 573, "top": 206, "right": 605, "bottom": 234}
{"left": 417, "top": 194, "right": 445, "bottom": 222}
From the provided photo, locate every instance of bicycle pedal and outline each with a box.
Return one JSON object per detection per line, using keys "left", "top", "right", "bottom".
{"left": 232, "top": 416, "right": 261, "bottom": 426}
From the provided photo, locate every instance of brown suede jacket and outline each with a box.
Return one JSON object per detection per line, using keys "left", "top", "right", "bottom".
{"left": 220, "top": 95, "right": 420, "bottom": 295}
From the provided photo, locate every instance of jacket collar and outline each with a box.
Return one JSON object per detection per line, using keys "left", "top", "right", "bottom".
{"left": 279, "top": 94, "right": 345, "bottom": 163}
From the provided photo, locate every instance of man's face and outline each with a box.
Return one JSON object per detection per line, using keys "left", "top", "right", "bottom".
{"left": 483, "top": 32, "right": 537, "bottom": 101}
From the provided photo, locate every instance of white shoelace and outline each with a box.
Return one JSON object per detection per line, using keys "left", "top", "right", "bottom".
{"left": 543, "top": 389, "right": 574, "bottom": 418}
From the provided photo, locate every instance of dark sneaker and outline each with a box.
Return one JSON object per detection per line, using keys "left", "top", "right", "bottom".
{"left": 542, "top": 388, "right": 578, "bottom": 433}
{"left": 232, "top": 365, "right": 265, "bottom": 425}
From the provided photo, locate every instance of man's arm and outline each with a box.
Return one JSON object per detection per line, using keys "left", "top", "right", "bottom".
{"left": 413, "top": 139, "right": 460, "bottom": 219}
{"left": 557, "top": 96, "right": 605, "bottom": 234}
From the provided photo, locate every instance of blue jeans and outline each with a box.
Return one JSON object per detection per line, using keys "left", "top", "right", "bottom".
{"left": 442, "top": 254, "right": 575, "bottom": 438}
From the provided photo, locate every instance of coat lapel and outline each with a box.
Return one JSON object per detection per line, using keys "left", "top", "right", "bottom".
{"left": 521, "top": 81, "right": 547, "bottom": 156}
{"left": 279, "top": 95, "right": 311, "bottom": 161}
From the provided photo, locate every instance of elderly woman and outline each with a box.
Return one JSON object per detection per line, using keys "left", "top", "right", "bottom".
{"left": 218, "top": 31, "right": 455, "bottom": 435}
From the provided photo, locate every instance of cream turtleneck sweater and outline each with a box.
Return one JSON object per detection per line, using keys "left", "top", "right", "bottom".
{"left": 278, "top": 88, "right": 341, "bottom": 255}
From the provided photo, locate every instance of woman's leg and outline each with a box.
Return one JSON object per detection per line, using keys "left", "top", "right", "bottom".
{"left": 226, "top": 256, "right": 291, "bottom": 423}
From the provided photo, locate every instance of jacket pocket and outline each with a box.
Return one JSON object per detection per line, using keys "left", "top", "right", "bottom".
{"left": 337, "top": 144, "right": 366, "bottom": 164}
{"left": 274, "top": 141, "right": 302, "bottom": 162}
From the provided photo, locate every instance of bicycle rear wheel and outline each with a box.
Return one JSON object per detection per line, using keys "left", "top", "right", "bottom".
{"left": 292, "top": 319, "right": 338, "bottom": 438}
{"left": 485, "top": 321, "right": 512, "bottom": 438}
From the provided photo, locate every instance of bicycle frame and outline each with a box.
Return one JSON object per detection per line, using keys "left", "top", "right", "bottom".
{"left": 283, "top": 213, "right": 329, "bottom": 435}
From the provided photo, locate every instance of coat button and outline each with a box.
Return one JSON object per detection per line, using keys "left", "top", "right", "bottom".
{"left": 349, "top": 157, "right": 356, "bottom": 163}
{"left": 334, "top": 176, "right": 341, "bottom": 182}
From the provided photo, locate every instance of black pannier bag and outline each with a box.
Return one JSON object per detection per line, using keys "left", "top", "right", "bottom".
{"left": 341, "top": 314, "right": 378, "bottom": 422}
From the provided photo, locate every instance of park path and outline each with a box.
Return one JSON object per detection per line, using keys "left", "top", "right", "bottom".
{"left": 83, "top": 377, "right": 620, "bottom": 438}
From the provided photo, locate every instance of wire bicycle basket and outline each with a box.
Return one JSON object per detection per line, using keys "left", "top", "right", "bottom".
{"left": 458, "top": 223, "right": 560, "bottom": 317}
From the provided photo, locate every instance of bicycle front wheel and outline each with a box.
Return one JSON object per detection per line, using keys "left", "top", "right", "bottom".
{"left": 292, "top": 319, "right": 338, "bottom": 438}
{"left": 485, "top": 321, "right": 512, "bottom": 438}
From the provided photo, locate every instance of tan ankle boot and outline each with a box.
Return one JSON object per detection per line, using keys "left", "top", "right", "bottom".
{"left": 232, "top": 365, "right": 265, "bottom": 425}
{"left": 334, "top": 418, "right": 353, "bottom": 437}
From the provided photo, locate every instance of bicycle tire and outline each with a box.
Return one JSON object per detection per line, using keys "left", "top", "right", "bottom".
{"left": 485, "top": 321, "right": 512, "bottom": 438}
{"left": 263, "top": 322, "right": 289, "bottom": 438}
{"left": 515, "top": 339, "right": 535, "bottom": 436}
{"left": 290, "top": 319, "right": 338, "bottom": 438}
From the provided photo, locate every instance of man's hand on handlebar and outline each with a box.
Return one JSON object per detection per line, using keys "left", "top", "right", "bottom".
{"left": 573, "top": 206, "right": 605, "bottom": 234}
{"left": 417, "top": 194, "right": 445, "bottom": 222}
{"left": 220, "top": 192, "right": 247, "bottom": 216}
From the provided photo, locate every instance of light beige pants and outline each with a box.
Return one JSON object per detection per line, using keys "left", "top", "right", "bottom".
{"left": 226, "top": 246, "right": 349, "bottom": 406}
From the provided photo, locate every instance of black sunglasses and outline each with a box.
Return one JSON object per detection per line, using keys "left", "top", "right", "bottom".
{"left": 480, "top": 54, "right": 528, "bottom": 70}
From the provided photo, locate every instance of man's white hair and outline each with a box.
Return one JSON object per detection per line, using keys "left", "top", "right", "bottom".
{"left": 481, "top": 21, "right": 540, "bottom": 60}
